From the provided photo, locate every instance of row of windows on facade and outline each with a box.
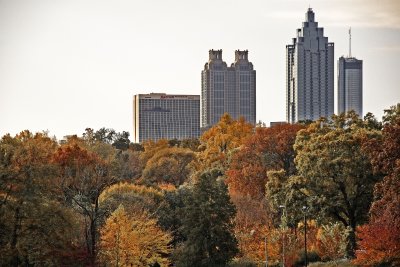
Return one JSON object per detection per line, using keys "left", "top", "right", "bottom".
{"left": 210, "top": 66, "right": 251, "bottom": 71}
{"left": 138, "top": 119, "right": 200, "bottom": 124}
{"left": 140, "top": 129, "right": 200, "bottom": 134}
{"left": 210, "top": 74, "right": 252, "bottom": 81}
{"left": 139, "top": 104, "right": 200, "bottom": 108}
{"left": 140, "top": 128, "right": 199, "bottom": 131}
{"left": 139, "top": 129, "right": 199, "bottom": 132}
{"left": 140, "top": 130, "right": 200, "bottom": 134}
{"left": 139, "top": 134, "right": 200, "bottom": 140}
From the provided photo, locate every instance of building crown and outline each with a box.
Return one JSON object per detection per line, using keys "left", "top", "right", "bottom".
{"left": 209, "top": 49, "right": 223, "bottom": 60}
{"left": 306, "top": 8, "right": 315, "bottom": 22}
{"left": 235, "top": 50, "right": 249, "bottom": 62}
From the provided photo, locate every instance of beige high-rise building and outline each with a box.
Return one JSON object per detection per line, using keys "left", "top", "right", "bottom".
{"left": 133, "top": 93, "right": 200, "bottom": 143}
{"left": 201, "top": 50, "right": 256, "bottom": 129}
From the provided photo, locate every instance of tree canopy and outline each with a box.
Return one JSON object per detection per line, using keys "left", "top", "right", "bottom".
{"left": 355, "top": 104, "right": 400, "bottom": 266}
{"left": 293, "top": 113, "right": 381, "bottom": 257}
{"left": 200, "top": 113, "right": 253, "bottom": 169}
{"left": 1, "top": 104, "right": 399, "bottom": 265}
{"left": 175, "top": 169, "right": 238, "bottom": 266}
{"left": 227, "top": 123, "right": 304, "bottom": 199}
{"left": 100, "top": 205, "right": 172, "bottom": 266}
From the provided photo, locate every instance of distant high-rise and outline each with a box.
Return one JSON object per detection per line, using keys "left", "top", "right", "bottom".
{"left": 133, "top": 93, "right": 200, "bottom": 143}
{"left": 286, "top": 8, "right": 334, "bottom": 123}
{"left": 338, "top": 29, "right": 363, "bottom": 117}
{"left": 201, "top": 50, "right": 256, "bottom": 128}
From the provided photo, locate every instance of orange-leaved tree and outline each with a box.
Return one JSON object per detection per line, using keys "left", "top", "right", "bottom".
{"left": 227, "top": 123, "right": 304, "bottom": 199}
{"left": 355, "top": 103, "right": 400, "bottom": 266}
{"left": 232, "top": 194, "right": 280, "bottom": 264}
{"left": 355, "top": 216, "right": 400, "bottom": 266}
{"left": 99, "top": 205, "right": 172, "bottom": 266}
{"left": 53, "top": 139, "right": 120, "bottom": 265}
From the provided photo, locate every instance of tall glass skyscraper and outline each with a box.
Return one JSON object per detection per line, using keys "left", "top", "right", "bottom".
{"left": 338, "top": 57, "right": 363, "bottom": 117}
{"left": 201, "top": 50, "right": 256, "bottom": 128}
{"left": 286, "top": 8, "right": 334, "bottom": 123}
{"left": 133, "top": 93, "right": 200, "bottom": 143}
{"left": 338, "top": 28, "right": 363, "bottom": 118}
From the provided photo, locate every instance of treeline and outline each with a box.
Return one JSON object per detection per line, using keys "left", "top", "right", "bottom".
{"left": 0, "top": 104, "right": 399, "bottom": 266}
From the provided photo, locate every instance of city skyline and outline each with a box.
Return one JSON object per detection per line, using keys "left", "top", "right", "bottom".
{"left": 1, "top": 0, "right": 399, "bottom": 139}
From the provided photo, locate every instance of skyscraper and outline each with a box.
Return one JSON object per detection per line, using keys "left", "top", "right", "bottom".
{"left": 286, "top": 8, "right": 334, "bottom": 123}
{"left": 201, "top": 50, "right": 256, "bottom": 129}
{"left": 133, "top": 93, "right": 200, "bottom": 143}
{"left": 338, "top": 29, "right": 363, "bottom": 117}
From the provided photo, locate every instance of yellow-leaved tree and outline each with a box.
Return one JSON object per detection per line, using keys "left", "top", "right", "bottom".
{"left": 99, "top": 205, "right": 172, "bottom": 266}
{"left": 200, "top": 113, "right": 253, "bottom": 169}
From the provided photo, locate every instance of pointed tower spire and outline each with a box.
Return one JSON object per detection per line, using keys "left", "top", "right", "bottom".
{"left": 306, "top": 7, "right": 314, "bottom": 22}
{"left": 349, "top": 27, "right": 352, "bottom": 58}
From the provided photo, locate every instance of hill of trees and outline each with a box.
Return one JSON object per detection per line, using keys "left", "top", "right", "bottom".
{"left": 0, "top": 104, "right": 399, "bottom": 266}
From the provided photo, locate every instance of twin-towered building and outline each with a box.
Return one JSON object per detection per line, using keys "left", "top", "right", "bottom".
{"left": 201, "top": 50, "right": 256, "bottom": 129}
{"left": 133, "top": 8, "right": 363, "bottom": 142}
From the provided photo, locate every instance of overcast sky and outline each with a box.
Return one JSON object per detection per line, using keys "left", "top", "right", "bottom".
{"left": 1, "top": 0, "right": 399, "bottom": 139}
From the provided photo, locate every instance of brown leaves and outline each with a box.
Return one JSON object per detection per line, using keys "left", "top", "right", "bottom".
{"left": 53, "top": 144, "right": 99, "bottom": 169}
{"left": 226, "top": 123, "right": 304, "bottom": 199}
{"left": 354, "top": 105, "right": 400, "bottom": 266}
{"left": 354, "top": 168, "right": 400, "bottom": 266}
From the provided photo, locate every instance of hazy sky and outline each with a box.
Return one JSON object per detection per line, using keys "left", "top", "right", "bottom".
{"left": 1, "top": 0, "right": 399, "bottom": 139}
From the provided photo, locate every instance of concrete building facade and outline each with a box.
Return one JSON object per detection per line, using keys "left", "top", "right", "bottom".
{"left": 286, "top": 8, "right": 334, "bottom": 123}
{"left": 133, "top": 93, "right": 200, "bottom": 143}
{"left": 201, "top": 50, "right": 256, "bottom": 128}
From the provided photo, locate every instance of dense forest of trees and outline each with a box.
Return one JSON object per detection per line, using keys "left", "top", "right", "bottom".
{"left": 0, "top": 104, "right": 399, "bottom": 266}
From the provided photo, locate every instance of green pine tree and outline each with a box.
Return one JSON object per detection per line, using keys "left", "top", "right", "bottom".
{"left": 176, "top": 169, "right": 238, "bottom": 266}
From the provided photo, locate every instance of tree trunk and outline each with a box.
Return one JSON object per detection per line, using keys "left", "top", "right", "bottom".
{"left": 346, "top": 218, "right": 357, "bottom": 258}
{"left": 90, "top": 197, "right": 99, "bottom": 266}
{"left": 10, "top": 207, "right": 21, "bottom": 267}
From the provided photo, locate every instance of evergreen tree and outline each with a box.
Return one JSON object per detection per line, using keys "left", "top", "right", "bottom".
{"left": 176, "top": 169, "right": 238, "bottom": 266}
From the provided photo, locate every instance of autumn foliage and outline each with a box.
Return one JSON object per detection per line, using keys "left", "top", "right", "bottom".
{"left": 316, "top": 222, "right": 347, "bottom": 261}
{"left": 354, "top": 104, "right": 400, "bottom": 266}
{"left": 227, "top": 123, "right": 304, "bottom": 199}
{"left": 355, "top": 221, "right": 400, "bottom": 266}
{"left": 100, "top": 205, "right": 172, "bottom": 266}
{"left": 1, "top": 104, "right": 400, "bottom": 266}
{"left": 200, "top": 113, "right": 253, "bottom": 169}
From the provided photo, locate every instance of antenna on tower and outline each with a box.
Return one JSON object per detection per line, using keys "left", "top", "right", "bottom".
{"left": 349, "top": 27, "right": 352, "bottom": 58}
